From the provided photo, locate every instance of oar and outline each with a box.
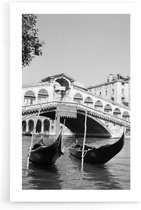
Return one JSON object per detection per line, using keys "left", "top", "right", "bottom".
{"left": 26, "top": 106, "right": 41, "bottom": 170}
{"left": 81, "top": 109, "right": 88, "bottom": 172}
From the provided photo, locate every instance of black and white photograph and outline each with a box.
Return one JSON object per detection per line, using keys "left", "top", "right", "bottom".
{"left": 22, "top": 14, "right": 130, "bottom": 190}
{"left": 9, "top": 0, "right": 141, "bottom": 204}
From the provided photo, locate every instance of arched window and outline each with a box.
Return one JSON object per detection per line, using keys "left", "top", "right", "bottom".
{"left": 113, "top": 108, "right": 121, "bottom": 117}
{"left": 84, "top": 97, "right": 93, "bottom": 107}
{"left": 22, "top": 121, "right": 26, "bottom": 132}
{"left": 38, "top": 89, "right": 49, "bottom": 103}
{"left": 122, "top": 111, "right": 130, "bottom": 121}
{"left": 44, "top": 119, "right": 50, "bottom": 132}
{"left": 55, "top": 77, "right": 70, "bottom": 91}
{"left": 36, "top": 120, "right": 42, "bottom": 133}
{"left": 24, "top": 90, "right": 36, "bottom": 105}
{"left": 28, "top": 120, "right": 34, "bottom": 132}
{"left": 104, "top": 104, "right": 112, "bottom": 113}
{"left": 73, "top": 93, "right": 83, "bottom": 103}
{"left": 94, "top": 100, "right": 103, "bottom": 111}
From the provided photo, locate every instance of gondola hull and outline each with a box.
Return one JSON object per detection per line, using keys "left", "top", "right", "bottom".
{"left": 70, "top": 133, "right": 124, "bottom": 164}
{"left": 29, "top": 133, "right": 63, "bottom": 166}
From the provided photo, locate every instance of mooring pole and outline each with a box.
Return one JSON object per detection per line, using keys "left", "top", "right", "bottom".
{"left": 26, "top": 105, "right": 41, "bottom": 170}
{"left": 81, "top": 109, "right": 88, "bottom": 172}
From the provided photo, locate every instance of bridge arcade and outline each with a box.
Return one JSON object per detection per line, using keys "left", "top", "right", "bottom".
{"left": 22, "top": 73, "right": 130, "bottom": 137}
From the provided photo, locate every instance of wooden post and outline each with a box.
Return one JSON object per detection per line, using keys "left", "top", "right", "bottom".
{"left": 26, "top": 106, "right": 41, "bottom": 170}
{"left": 55, "top": 106, "right": 60, "bottom": 141}
{"left": 81, "top": 109, "right": 88, "bottom": 172}
{"left": 61, "top": 119, "right": 66, "bottom": 153}
{"left": 56, "top": 114, "right": 60, "bottom": 138}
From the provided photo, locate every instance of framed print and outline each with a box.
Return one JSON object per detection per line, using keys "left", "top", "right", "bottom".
{"left": 10, "top": 0, "right": 140, "bottom": 202}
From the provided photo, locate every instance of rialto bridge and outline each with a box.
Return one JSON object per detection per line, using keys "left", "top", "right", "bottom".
{"left": 22, "top": 73, "right": 130, "bottom": 138}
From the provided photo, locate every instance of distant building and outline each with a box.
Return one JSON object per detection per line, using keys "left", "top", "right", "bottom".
{"left": 87, "top": 74, "right": 130, "bottom": 107}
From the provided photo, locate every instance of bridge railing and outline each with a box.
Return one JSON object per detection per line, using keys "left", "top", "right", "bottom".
{"left": 74, "top": 102, "right": 130, "bottom": 127}
{"left": 22, "top": 101, "right": 130, "bottom": 127}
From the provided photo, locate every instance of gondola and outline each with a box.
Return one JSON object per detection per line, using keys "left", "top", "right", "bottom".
{"left": 70, "top": 133, "right": 124, "bottom": 164}
{"left": 29, "top": 132, "right": 63, "bottom": 166}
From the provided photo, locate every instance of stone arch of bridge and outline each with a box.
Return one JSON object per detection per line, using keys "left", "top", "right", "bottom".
{"left": 24, "top": 90, "right": 36, "bottom": 105}
{"left": 55, "top": 77, "right": 70, "bottom": 91}
{"left": 36, "top": 119, "right": 42, "bottom": 133}
{"left": 38, "top": 88, "right": 49, "bottom": 103}
{"left": 39, "top": 108, "right": 111, "bottom": 138}
{"left": 22, "top": 115, "right": 52, "bottom": 134}
{"left": 94, "top": 100, "right": 103, "bottom": 111}
{"left": 104, "top": 103, "right": 112, "bottom": 114}
{"left": 84, "top": 96, "right": 93, "bottom": 107}
{"left": 22, "top": 120, "right": 27, "bottom": 132}
{"left": 71, "top": 87, "right": 129, "bottom": 119}
{"left": 113, "top": 107, "right": 121, "bottom": 118}
{"left": 28, "top": 119, "right": 34, "bottom": 132}
{"left": 122, "top": 111, "right": 130, "bottom": 121}
{"left": 73, "top": 92, "right": 83, "bottom": 103}
{"left": 43, "top": 119, "right": 50, "bottom": 132}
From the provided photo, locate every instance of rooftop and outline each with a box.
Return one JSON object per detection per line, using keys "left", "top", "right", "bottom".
{"left": 41, "top": 73, "right": 75, "bottom": 83}
{"left": 87, "top": 74, "right": 130, "bottom": 89}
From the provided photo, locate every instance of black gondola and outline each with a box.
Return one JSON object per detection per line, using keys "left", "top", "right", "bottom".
{"left": 29, "top": 132, "right": 63, "bottom": 166}
{"left": 70, "top": 133, "right": 124, "bottom": 164}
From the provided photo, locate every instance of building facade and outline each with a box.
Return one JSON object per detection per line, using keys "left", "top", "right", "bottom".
{"left": 87, "top": 74, "right": 130, "bottom": 107}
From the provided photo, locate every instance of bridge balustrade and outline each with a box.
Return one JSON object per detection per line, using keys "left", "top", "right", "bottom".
{"left": 22, "top": 101, "right": 130, "bottom": 128}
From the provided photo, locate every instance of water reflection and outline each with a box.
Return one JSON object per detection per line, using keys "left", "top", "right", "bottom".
{"left": 22, "top": 136, "right": 130, "bottom": 190}
{"left": 22, "top": 164, "right": 62, "bottom": 190}
{"left": 70, "top": 155, "right": 123, "bottom": 190}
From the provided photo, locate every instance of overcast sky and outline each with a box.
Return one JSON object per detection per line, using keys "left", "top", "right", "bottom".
{"left": 22, "top": 14, "right": 130, "bottom": 87}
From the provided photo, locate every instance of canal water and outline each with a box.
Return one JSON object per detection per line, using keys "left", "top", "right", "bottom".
{"left": 22, "top": 135, "right": 130, "bottom": 190}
